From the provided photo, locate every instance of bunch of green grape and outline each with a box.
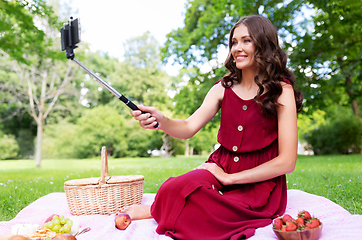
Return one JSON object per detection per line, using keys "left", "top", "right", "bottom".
{"left": 43, "top": 215, "right": 73, "bottom": 233}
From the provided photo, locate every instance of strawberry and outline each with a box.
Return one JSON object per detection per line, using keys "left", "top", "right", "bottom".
{"left": 273, "top": 218, "right": 283, "bottom": 230}
{"left": 282, "top": 214, "right": 294, "bottom": 223}
{"left": 286, "top": 221, "right": 297, "bottom": 231}
{"left": 298, "top": 210, "right": 311, "bottom": 221}
{"left": 296, "top": 217, "right": 305, "bottom": 228}
{"left": 281, "top": 226, "right": 287, "bottom": 232}
{"left": 306, "top": 218, "right": 320, "bottom": 229}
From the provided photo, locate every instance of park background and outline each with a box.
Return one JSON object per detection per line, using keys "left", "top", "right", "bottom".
{"left": 0, "top": 0, "right": 361, "bottom": 221}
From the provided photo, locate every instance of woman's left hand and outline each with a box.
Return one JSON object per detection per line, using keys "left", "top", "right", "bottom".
{"left": 195, "top": 163, "right": 232, "bottom": 185}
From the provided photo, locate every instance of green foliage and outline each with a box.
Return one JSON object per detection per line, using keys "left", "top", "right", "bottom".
{"left": 0, "top": 102, "right": 37, "bottom": 159}
{"left": 162, "top": 0, "right": 362, "bottom": 123}
{"left": 0, "top": 0, "right": 61, "bottom": 63}
{"left": 287, "top": 0, "right": 362, "bottom": 117}
{"left": 42, "top": 105, "right": 166, "bottom": 159}
{"left": 111, "top": 63, "right": 171, "bottom": 107}
{"left": 126, "top": 130, "right": 154, "bottom": 157}
{"left": 0, "top": 133, "right": 19, "bottom": 160}
{"left": 173, "top": 67, "right": 225, "bottom": 128}
{"left": 189, "top": 128, "right": 218, "bottom": 155}
{"left": 81, "top": 43, "right": 172, "bottom": 110}
{"left": 42, "top": 106, "right": 130, "bottom": 158}
{"left": 297, "top": 109, "right": 326, "bottom": 141}
{"left": 161, "top": 0, "right": 308, "bottom": 133}
{"left": 305, "top": 108, "right": 362, "bottom": 155}
{"left": 116, "top": 32, "right": 173, "bottom": 108}
{"left": 162, "top": 0, "right": 242, "bottom": 67}
{"left": 174, "top": 68, "right": 215, "bottom": 115}
{"left": 42, "top": 120, "right": 78, "bottom": 159}
{"left": 123, "top": 31, "right": 161, "bottom": 69}
{"left": 72, "top": 105, "right": 129, "bottom": 158}
{"left": 79, "top": 51, "right": 126, "bottom": 107}
{"left": 0, "top": 47, "right": 83, "bottom": 166}
{"left": 16, "top": 129, "right": 35, "bottom": 159}
{"left": 161, "top": 0, "right": 303, "bottom": 67}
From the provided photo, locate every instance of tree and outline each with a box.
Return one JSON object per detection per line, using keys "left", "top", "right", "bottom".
{"left": 160, "top": 1, "right": 306, "bottom": 155}
{"left": 0, "top": 0, "right": 85, "bottom": 164}
{"left": 160, "top": 1, "right": 362, "bottom": 156}
{"left": 41, "top": 120, "right": 78, "bottom": 159}
{"left": 75, "top": 51, "right": 125, "bottom": 108}
{"left": 122, "top": 32, "right": 178, "bottom": 157}
{"left": 0, "top": 131, "right": 19, "bottom": 160}
{"left": 41, "top": 105, "right": 132, "bottom": 159}
{"left": 287, "top": 0, "right": 362, "bottom": 118}
{"left": 0, "top": 0, "right": 60, "bottom": 63}
{"left": 189, "top": 128, "right": 218, "bottom": 155}
{"left": 162, "top": 0, "right": 362, "bottom": 120}
{"left": 160, "top": 0, "right": 307, "bottom": 129}
{"left": 161, "top": 0, "right": 304, "bottom": 68}
{"left": 124, "top": 31, "right": 161, "bottom": 70}
{"left": 79, "top": 42, "right": 172, "bottom": 110}
{"left": 0, "top": 52, "right": 79, "bottom": 166}
{"left": 119, "top": 32, "right": 172, "bottom": 108}
{"left": 47, "top": 105, "right": 129, "bottom": 158}
{"left": 127, "top": 129, "right": 158, "bottom": 157}
{"left": 81, "top": 33, "right": 178, "bottom": 157}
{"left": 305, "top": 108, "right": 362, "bottom": 154}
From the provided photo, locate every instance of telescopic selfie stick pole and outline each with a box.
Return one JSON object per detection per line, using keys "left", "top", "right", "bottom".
{"left": 61, "top": 17, "right": 158, "bottom": 128}
{"left": 72, "top": 58, "right": 141, "bottom": 113}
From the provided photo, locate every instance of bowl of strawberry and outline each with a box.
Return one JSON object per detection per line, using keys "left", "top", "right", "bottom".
{"left": 272, "top": 210, "right": 322, "bottom": 240}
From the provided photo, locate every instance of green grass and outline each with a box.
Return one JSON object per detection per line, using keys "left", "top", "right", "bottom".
{"left": 287, "top": 154, "right": 362, "bottom": 215}
{"left": 0, "top": 154, "right": 361, "bottom": 221}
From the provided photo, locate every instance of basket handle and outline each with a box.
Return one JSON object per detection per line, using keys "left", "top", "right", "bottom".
{"left": 99, "top": 146, "right": 110, "bottom": 185}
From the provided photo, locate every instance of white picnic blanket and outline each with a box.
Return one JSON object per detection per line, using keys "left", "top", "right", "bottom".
{"left": 1, "top": 189, "right": 361, "bottom": 239}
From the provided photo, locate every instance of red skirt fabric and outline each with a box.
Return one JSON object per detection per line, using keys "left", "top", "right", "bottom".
{"left": 150, "top": 142, "right": 287, "bottom": 239}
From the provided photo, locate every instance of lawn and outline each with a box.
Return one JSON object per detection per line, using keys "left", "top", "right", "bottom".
{"left": 0, "top": 154, "right": 361, "bottom": 221}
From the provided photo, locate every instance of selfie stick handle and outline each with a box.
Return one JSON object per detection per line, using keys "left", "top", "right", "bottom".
{"left": 72, "top": 58, "right": 159, "bottom": 128}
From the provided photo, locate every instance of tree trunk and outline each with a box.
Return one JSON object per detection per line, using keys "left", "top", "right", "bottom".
{"left": 35, "top": 120, "right": 43, "bottom": 167}
{"left": 3, "top": 55, "right": 76, "bottom": 165}
{"left": 185, "top": 139, "right": 189, "bottom": 156}
{"left": 160, "top": 133, "right": 178, "bottom": 157}
{"left": 351, "top": 99, "right": 360, "bottom": 119}
{"left": 35, "top": 68, "right": 47, "bottom": 167}
{"left": 345, "top": 76, "right": 360, "bottom": 118}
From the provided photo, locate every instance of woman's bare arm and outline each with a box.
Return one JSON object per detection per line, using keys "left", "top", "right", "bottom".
{"left": 131, "top": 83, "right": 224, "bottom": 139}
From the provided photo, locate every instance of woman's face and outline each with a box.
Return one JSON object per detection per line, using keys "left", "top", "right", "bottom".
{"left": 231, "top": 24, "right": 257, "bottom": 72}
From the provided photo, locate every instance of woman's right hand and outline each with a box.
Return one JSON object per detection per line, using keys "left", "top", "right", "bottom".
{"left": 130, "top": 105, "right": 163, "bottom": 130}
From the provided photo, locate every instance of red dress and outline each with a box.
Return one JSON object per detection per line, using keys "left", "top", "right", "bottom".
{"left": 150, "top": 84, "right": 287, "bottom": 240}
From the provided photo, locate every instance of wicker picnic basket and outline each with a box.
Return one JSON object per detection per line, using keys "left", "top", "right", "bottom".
{"left": 64, "top": 146, "right": 144, "bottom": 215}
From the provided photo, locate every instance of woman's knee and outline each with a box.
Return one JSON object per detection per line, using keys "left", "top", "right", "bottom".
{"left": 160, "top": 169, "right": 219, "bottom": 191}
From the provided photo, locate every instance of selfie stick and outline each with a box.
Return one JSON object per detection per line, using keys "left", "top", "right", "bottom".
{"left": 72, "top": 59, "right": 140, "bottom": 111}
{"left": 61, "top": 17, "right": 158, "bottom": 128}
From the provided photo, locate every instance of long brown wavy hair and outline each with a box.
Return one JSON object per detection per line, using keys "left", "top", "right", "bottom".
{"left": 222, "top": 15, "right": 303, "bottom": 116}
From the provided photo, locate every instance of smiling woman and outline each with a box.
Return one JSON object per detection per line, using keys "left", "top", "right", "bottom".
{"left": 231, "top": 24, "right": 257, "bottom": 74}
{"left": 124, "top": 14, "right": 305, "bottom": 240}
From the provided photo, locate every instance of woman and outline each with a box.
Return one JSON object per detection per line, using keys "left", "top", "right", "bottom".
{"left": 124, "top": 15, "right": 303, "bottom": 239}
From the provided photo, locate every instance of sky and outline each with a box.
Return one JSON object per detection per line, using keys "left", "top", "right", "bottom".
{"left": 68, "top": 0, "right": 188, "bottom": 75}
